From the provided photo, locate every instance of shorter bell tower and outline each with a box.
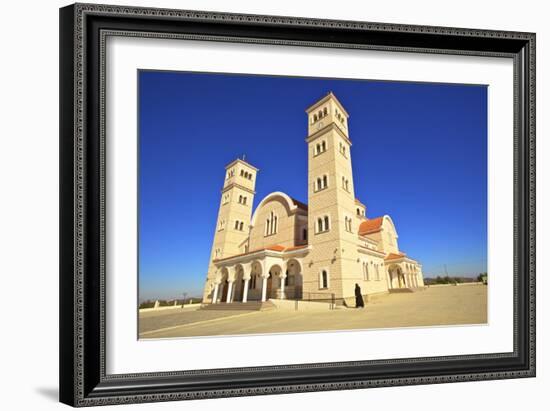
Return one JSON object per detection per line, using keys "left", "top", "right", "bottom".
{"left": 203, "top": 158, "right": 258, "bottom": 302}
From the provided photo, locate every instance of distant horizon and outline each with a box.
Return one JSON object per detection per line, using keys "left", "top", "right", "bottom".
{"left": 138, "top": 71, "right": 488, "bottom": 301}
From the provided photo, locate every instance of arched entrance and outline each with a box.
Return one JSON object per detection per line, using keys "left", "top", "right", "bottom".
{"left": 388, "top": 265, "right": 406, "bottom": 289}
{"left": 247, "top": 261, "right": 263, "bottom": 301}
{"left": 267, "top": 264, "right": 283, "bottom": 299}
{"left": 285, "top": 258, "right": 303, "bottom": 299}
{"left": 233, "top": 264, "right": 245, "bottom": 302}
{"left": 219, "top": 267, "right": 229, "bottom": 302}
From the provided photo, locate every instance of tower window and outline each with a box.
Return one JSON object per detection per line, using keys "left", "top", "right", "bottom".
{"left": 323, "top": 107, "right": 328, "bottom": 116}
{"left": 238, "top": 195, "right": 248, "bottom": 205}
{"left": 324, "top": 216, "right": 330, "bottom": 230}
{"left": 339, "top": 142, "right": 347, "bottom": 157}
{"left": 315, "top": 174, "right": 328, "bottom": 192}
{"left": 314, "top": 140, "right": 327, "bottom": 156}
{"left": 320, "top": 269, "right": 329, "bottom": 289}
{"left": 302, "top": 228, "right": 308, "bottom": 241}
{"left": 342, "top": 177, "right": 350, "bottom": 192}
{"left": 345, "top": 216, "right": 352, "bottom": 232}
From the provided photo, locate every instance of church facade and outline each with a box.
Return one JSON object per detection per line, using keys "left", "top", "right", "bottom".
{"left": 202, "top": 92, "right": 424, "bottom": 306}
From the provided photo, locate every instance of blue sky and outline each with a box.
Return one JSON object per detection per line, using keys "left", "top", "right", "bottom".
{"left": 138, "top": 70, "right": 487, "bottom": 301}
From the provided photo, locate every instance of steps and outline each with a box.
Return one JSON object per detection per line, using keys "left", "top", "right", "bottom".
{"left": 389, "top": 287, "right": 427, "bottom": 294}
{"left": 200, "top": 300, "right": 276, "bottom": 311}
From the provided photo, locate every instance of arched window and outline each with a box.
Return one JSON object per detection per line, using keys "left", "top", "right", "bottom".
{"left": 346, "top": 217, "right": 352, "bottom": 232}
{"left": 321, "top": 141, "right": 326, "bottom": 152}
{"left": 365, "top": 263, "right": 370, "bottom": 281}
{"left": 375, "top": 264, "right": 380, "bottom": 280}
{"left": 313, "top": 114, "right": 318, "bottom": 122}
{"left": 243, "top": 197, "right": 247, "bottom": 205}
{"left": 322, "top": 175, "right": 328, "bottom": 189}
{"left": 302, "top": 228, "right": 308, "bottom": 241}
{"left": 265, "top": 212, "right": 278, "bottom": 235}
{"left": 239, "top": 221, "right": 244, "bottom": 231}
{"left": 316, "top": 144, "right": 320, "bottom": 155}
{"left": 318, "top": 110, "right": 323, "bottom": 119}
{"left": 316, "top": 177, "right": 322, "bottom": 191}
{"left": 317, "top": 218, "right": 323, "bottom": 233}
{"left": 320, "top": 270, "right": 329, "bottom": 289}
{"left": 323, "top": 107, "right": 328, "bottom": 116}
{"left": 235, "top": 220, "right": 240, "bottom": 230}
{"left": 357, "top": 208, "right": 360, "bottom": 216}
{"left": 240, "top": 170, "right": 244, "bottom": 176}
{"left": 324, "top": 216, "right": 330, "bottom": 231}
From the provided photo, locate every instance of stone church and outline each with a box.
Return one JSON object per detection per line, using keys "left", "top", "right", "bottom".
{"left": 202, "top": 92, "right": 424, "bottom": 306}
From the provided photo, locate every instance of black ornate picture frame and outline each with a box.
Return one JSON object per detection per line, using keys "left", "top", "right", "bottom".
{"left": 59, "top": 3, "right": 535, "bottom": 407}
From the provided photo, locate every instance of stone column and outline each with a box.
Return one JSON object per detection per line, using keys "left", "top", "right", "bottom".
{"left": 226, "top": 281, "right": 234, "bottom": 303}
{"left": 279, "top": 274, "right": 287, "bottom": 300}
{"left": 241, "top": 262, "right": 252, "bottom": 303}
{"left": 242, "top": 279, "right": 250, "bottom": 303}
{"left": 261, "top": 275, "right": 268, "bottom": 302}
{"left": 212, "top": 282, "right": 220, "bottom": 304}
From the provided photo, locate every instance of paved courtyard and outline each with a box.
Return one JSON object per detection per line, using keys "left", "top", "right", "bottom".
{"left": 139, "top": 284, "right": 487, "bottom": 339}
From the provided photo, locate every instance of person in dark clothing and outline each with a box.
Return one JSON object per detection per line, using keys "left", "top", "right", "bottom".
{"left": 355, "top": 283, "right": 365, "bottom": 308}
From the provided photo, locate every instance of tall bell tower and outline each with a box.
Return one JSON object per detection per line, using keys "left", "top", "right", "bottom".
{"left": 202, "top": 158, "right": 258, "bottom": 302}
{"left": 304, "top": 92, "right": 361, "bottom": 301}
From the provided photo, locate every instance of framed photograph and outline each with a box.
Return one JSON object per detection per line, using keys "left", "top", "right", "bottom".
{"left": 59, "top": 3, "right": 536, "bottom": 407}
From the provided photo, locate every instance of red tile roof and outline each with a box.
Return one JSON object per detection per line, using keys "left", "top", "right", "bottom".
{"left": 213, "top": 244, "right": 308, "bottom": 262}
{"left": 265, "top": 245, "right": 286, "bottom": 252}
{"left": 358, "top": 216, "right": 384, "bottom": 235}
{"left": 385, "top": 252, "right": 406, "bottom": 261}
